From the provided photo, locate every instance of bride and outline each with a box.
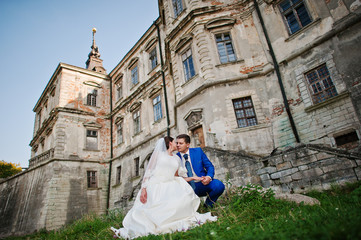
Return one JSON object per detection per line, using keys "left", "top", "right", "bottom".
{"left": 111, "top": 136, "right": 217, "bottom": 239}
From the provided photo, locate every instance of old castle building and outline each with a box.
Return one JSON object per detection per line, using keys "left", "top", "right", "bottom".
{"left": 1, "top": 0, "right": 361, "bottom": 237}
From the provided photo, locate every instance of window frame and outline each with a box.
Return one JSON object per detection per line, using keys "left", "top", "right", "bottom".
{"left": 130, "top": 64, "right": 139, "bottom": 87}
{"left": 149, "top": 47, "right": 158, "bottom": 71}
{"left": 116, "top": 121, "right": 123, "bottom": 145}
{"left": 172, "top": 0, "right": 184, "bottom": 18}
{"left": 153, "top": 95, "right": 163, "bottom": 122}
{"left": 279, "top": 0, "right": 313, "bottom": 35}
{"left": 133, "top": 109, "right": 141, "bottom": 135}
{"left": 87, "top": 89, "right": 98, "bottom": 107}
{"left": 181, "top": 48, "right": 196, "bottom": 82}
{"left": 86, "top": 129, "right": 98, "bottom": 150}
{"left": 215, "top": 32, "right": 237, "bottom": 64}
{"left": 304, "top": 64, "right": 338, "bottom": 105}
{"left": 87, "top": 171, "right": 97, "bottom": 188}
{"left": 232, "top": 97, "right": 258, "bottom": 128}
{"left": 134, "top": 157, "right": 140, "bottom": 177}
{"left": 116, "top": 166, "right": 122, "bottom": 184}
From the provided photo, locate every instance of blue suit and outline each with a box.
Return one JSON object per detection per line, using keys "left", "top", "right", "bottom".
{"left": 177, "top": 148, "right": 225, "bottom": 207}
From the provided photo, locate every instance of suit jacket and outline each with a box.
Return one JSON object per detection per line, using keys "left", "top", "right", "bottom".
{"left": 177, "top": 148, "right": 215, "bottom": 179}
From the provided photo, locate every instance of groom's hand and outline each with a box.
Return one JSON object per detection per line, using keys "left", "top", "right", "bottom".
{"left": 201, "top": 176, "right": 212, "bottom": 185}
{"left": 140, "top": 188, "right": 147, "bottom": 204}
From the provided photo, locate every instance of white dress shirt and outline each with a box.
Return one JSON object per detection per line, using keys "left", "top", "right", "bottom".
{"left": 180, "top": 150, "right": 200, "bottom": 182}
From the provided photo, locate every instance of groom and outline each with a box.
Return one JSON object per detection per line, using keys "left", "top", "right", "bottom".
{"left": 176, "top": 134, "right": 225, "bottom": 208}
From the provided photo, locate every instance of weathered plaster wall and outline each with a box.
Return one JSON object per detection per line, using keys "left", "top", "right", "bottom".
{"left": 0, "top": 160, "right": 108, "bottom": 238}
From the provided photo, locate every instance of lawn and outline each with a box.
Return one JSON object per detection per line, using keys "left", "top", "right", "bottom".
{"left": 5, "top": 181, "right": 361, "bottom": 240}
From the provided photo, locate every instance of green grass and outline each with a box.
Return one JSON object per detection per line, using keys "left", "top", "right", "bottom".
{"left": 5, "top": 181, "right": 361, "bottom": 240}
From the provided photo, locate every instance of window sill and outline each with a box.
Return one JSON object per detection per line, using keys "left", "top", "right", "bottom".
{"left": 112, "top": 182, "right": 122, "bottom": 188}
{"left": 153, "top": 117, "right": 165, "bottom": 125}
{"left": 83, "top": 149, "right": 100, "bottom": 152}
{"left": 181, "top": 74, "right": 198, "bottom": 87}
{"left": 231, "top": 123, "right": 269, "bottom": 133}
{"left": 148, "top": 64, "right": 160, "bottom": 75}
{"left": 132, "top": 130, "right": 143, "bottom": 137}
{"left": 172, "top": 9, "right": 186, "bottom": 24}
{"left": 87, "top": 187, "right": 101, "bottom": 190}
{"left": 115, "top": 97, "right": 123, "bottom": 106}
{"left": 130, "top": 83, "right": 140, "bottom": 91}
{"left": 215, "top": 59, "right": 244, "bottom": 68}
{"left": 131, "top": 176, "right": 141, "bottom": 181}
{"left": 304, "top": 91, "right": 349, "bottom": 113}
{"left": 285, "top": 18, "right": 321, "bottom": 42}
{"left": 85, "top": 105, "right": 100, "bottom": 108}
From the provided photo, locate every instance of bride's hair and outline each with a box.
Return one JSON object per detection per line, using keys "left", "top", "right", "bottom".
{"left": 164, "top": 136, "right": 174, "bottom": 149}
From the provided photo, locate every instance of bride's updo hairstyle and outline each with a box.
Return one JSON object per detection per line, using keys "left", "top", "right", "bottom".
{"left": 164, "top": 136, "right": 174, "bottom": 150}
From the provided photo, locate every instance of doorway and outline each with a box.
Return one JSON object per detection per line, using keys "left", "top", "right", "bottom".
{"left": 192, "top": 126, "right": 205, "bottom": 148}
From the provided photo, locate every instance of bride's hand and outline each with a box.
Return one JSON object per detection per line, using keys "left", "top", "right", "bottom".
{"left": 193, "top": 176, "right": 203, "bottom": 181}
{"left": 140, "top": 188, "right": 147, "bottom": 204}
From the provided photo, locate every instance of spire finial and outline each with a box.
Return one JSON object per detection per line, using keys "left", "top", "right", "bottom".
{"left": 85, "top": 27, "right": 106, "bottom": 73}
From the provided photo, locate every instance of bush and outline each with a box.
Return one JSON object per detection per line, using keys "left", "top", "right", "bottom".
{"left": 0, "top": 160, "right": 22, "bottom": 178}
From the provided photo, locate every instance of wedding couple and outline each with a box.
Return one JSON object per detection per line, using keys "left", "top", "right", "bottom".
{"left": 111, "top": 134, "right": 225, "bottom": 239}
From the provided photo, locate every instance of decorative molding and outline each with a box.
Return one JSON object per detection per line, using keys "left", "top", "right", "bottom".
{"left": 205, "top": 17, "right": 236, "bottom": 30}
{"left": 173, "top": 33, "right": 193, "bottom": 52}
{"left": 83, "top": 81, "right": 101, "bottom": 88}
{"left": 115, "top": 116, "right": 124, "bottom": 124}
{"left": 144, "top": 37, "right": 157, "bottom": 51}
{"left": 148, "top": 86, "right": 162, "bottom": 98}
{"left": 114, "top": 73, "right": 123, "bottom": 85}
{"left": 128, "top": 57, "right": 139, "bottom": 69}
{"left": 129, "top": 101, "right": 142, "bottom": 112}
{"left": 83, "top": 121, "right": 102, "bottom": 129}
{"left": 184, "top": 108, "right": 203, "bottom": 130}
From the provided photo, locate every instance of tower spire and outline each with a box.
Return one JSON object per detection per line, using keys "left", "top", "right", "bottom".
{"left": 85, "top": 28, "right": 106, "bottom": 73}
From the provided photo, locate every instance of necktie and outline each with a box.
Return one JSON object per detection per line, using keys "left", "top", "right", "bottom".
{"left": 184, "top": 154, "right": 196, "bottom": 189}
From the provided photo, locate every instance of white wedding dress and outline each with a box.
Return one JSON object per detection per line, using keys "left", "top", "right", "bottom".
{"left": 111, "top": 139, "right": 217, "bottom": 239}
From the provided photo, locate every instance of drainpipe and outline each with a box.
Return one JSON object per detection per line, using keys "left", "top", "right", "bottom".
{"left": 253, "top": 0, "right": 300, "bottom": 143}
{"left": 155, "top": 21, "right": 171, "bottom": 137}
{"left": 106, "top": 75, "right": 113, "bottom": 213}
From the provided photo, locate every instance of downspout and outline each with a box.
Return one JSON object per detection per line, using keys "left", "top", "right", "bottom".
{"left": 253, "top": 0, "right": 300, "bottom": 143}
{"left": 106, "top": 75, "right": 113, "bottom": 213}
{"left": 155, "top": 21, "right": 171, "bottom": 137}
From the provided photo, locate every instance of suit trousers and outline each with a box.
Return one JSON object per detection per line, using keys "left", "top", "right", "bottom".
{"left": 193, "top": 179, "right": 225, "bottom": 208}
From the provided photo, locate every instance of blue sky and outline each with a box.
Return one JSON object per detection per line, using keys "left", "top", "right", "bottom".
{"left": 0, "top": 0, "right": 159, "bottom": 168}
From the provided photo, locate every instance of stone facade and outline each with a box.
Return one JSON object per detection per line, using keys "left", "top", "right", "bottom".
{"left": 1, "top": 0, "right": 361, "bottom": 238}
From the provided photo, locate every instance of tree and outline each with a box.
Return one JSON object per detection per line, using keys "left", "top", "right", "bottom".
{"left": 0, "top": 160, "right": 22, "bottom": 178}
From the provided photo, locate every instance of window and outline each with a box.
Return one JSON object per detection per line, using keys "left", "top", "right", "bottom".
{"left": 232, "top": 97, "right": 257, "bottom": 128}
{"left": 131, "top": 65, "right": 139, "bottom": 86}
{"left": 149, "top": 47, "right": 158, "bottom": 70}
{"left": 87, "top": 89, "right": 97, "bottom": 106}
{"left": 305, "top": 64, "right": 337, "bottom": 104}
{"left": 87, "top": 171, "right": 97, "bottom": 188}
{"left": 134, "top": 157, "right": 140, "bottom": 177}
{"left": 37, "top": 111, "right": 42, "bottom": 129}
{"left": 86, "top": 130, "right": 98, "bottom": 150}
{"left": 279, "top": 0, "right": 312, "bottom": 34}
{"left": 172, "top": 0, "right": 183, "bottom": 18}
{"left": 116, "top": 122, "right": 123, "bottom": 144}
{"left": 335, "top": 131, "right": 359, "bottom": 149}
{"left": 116, "top": 83, "right": 122, "bottom": 101}
{"left": 133, "top": 110, "right": 141, "bottom": 134}
{"left": 153, "top": 95, "right": 163, "bottom": 122}
{"left": 215, "top": 32, "right": 236, "bottom": 64}
{"left": 116, "top": 166, "right": 122, "bottom": 184}
{"left": 182, "top": 48, "right": 196, "bottom": 81}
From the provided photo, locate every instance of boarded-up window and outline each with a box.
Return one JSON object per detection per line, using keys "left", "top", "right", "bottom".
{"left": 86, "top": 130, "right": 98, "bottom": 150}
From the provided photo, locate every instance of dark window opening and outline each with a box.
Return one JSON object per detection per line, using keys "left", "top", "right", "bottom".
{"left": 335, "top": 131, "right": 359, "bottom": 150}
